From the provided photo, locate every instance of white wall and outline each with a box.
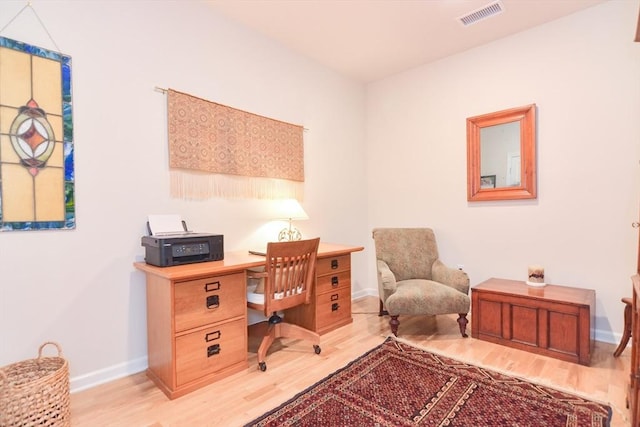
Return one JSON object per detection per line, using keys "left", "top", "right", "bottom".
{"left": 0, "top": 0, "right": 368, "bottom": 391}
{"left": 366, "top": 0, "right": 640, "bottom": 343}
{"left": 1, "top": 0, "right": 637, "bottom": 393}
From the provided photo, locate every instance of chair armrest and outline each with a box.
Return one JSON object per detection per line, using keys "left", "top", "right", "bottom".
{"left": 432, "top": 259, "right": 470, "bottom": 295}
{"left": 376, "top": 260, "right": 398, "bottom": 301}
{"left": 247, "top": 271, "right": 268, "bottom": 280}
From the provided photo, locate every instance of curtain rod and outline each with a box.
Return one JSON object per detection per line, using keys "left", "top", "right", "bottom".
{"left": 154, "top": 86, "right": 309, "bottom": 131}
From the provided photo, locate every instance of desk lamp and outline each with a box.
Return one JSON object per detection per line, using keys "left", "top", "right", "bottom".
{"left": 276, "top": 199, "right": 309, "bottom": 241}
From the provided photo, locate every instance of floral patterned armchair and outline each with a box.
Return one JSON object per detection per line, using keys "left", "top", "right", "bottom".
{"left": 372, "top": 228, "right": 470, "bottom": 337}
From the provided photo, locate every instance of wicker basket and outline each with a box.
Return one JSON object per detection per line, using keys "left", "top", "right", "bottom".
{"left": 0, "top": 342, "right": 70, "bottom": 427}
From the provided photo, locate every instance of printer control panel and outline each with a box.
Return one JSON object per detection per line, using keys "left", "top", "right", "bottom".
{"left": 171, "top": 242, "right": 210, "bottom": 257}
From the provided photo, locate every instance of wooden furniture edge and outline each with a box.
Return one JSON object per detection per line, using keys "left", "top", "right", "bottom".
{"left": 473, "top": 277, "right": 596, "bottom": 305}
{"left": 147, "top": 360, "right": 248, "bottom": 400}
{"left": 133, "top": 243, "right": 365, "bottom": 280}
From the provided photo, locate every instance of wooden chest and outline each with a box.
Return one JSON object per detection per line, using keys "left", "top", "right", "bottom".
{"left": 471, "top": 278, "right": 595, "bottom": 365}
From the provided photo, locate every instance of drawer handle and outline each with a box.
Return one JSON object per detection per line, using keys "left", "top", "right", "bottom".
{"left": 205, "top": 281, "right": 220, "bottom": 292}
{"left": 205, "top": 330, "right": 221, "bottom": 342}
{"left": 331, "top": 303, "right": 340, "bottom": 312}
{"left": 207, "top": 344, "right": 221, "bottom": 357}
{"left": 331, "top": 276, "right": 339, "bottom": 287}
{"left": 330, "top": 293, "right": 339, "bottom": 301}
{"left": 206, "top": 295, "right": 220, "bottom": 309}
{"left": 331, "top": 259, "right": 339, "bottom": 269}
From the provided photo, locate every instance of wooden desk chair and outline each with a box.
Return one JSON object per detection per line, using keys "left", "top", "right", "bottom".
{"left": 247, "top": 238, "right": 321, "bottom": 371}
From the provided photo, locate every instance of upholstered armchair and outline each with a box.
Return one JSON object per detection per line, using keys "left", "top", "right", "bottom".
{"left": 372, "top": 228, "right": 470, "bottom": 337}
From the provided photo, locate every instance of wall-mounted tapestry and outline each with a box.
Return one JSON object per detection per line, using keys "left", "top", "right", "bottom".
{"left": 0, "top": 36, "right": 74, "bottom": 231}
{"left": 167, "top": 89, "right": 304, "bottom": 200}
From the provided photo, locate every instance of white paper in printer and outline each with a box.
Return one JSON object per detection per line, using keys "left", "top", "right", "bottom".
{"left": 147, "top": 214, "right": 191, "bottom": 236}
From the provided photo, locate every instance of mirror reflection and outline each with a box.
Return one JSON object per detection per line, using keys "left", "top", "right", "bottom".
{"left": 480, "top": 121, "right": 521, "bottom": 188}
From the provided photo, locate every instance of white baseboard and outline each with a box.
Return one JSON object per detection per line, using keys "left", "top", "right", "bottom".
{"left": 352, "top": 288, "right": 376, "bottom": 300}
{"left": 70, "top": 355, "right": 148, "bottom": 394}
{"left": 594, "top": 328, "right": 622, "bottom": 346}
{"left": 70, "top": 288, "right": 625, "bottom": 393}
{"left": 70, "top": 291, "right": 379, "bottom": 393}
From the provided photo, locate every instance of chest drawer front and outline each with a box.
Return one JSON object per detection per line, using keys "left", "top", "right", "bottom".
{"left": 316, "top": 287, "right": 351, "bottom": 327}
{"left": 175, "top": 273, "right": 246, "bottom": 332}
{"left": 316, "top": 270, "right": 351, "bottom": 294}
{"left": 317, "top": 255, "right": 350, "bottom": 276}
{"left": 175, "top": 318, "right": 247, "bottom": 386}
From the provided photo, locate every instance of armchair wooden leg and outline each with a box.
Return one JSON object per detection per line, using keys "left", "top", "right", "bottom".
{"left": 379, "top": 299, "right": 388, "bottom": 316}
{"left": 457, "top": 313, "right": 469, "bottom": 338}
{"left": 390, "top": 315, "right": 399, "bottom": 336}
{"left": 614, "top": 297, "right": 633, "bottom": 357}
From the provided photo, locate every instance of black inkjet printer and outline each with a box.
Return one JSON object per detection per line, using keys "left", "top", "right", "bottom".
{"left": 141, "top": 219, "right": 223, "bottom": 267}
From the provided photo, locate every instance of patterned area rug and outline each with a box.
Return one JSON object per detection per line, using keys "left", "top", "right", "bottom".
{"left": 245, "top": 337, "right": 611, "bottom": 426}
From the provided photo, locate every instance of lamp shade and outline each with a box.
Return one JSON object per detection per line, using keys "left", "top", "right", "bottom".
{"left": 274, "top": 199, "right": 309, "bottom": 220}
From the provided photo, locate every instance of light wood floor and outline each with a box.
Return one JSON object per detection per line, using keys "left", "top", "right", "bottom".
{"left": 71, "top": 296, "right": 631, "bottom": 426}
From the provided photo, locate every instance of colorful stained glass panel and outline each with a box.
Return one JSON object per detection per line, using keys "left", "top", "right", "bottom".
{"left": 0, "top": 36, "right": 74, "bottom": 231}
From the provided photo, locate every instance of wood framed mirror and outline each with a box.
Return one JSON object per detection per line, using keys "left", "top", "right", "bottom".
{"left": 467, "top": 104, "right": 537, "bottom": 202}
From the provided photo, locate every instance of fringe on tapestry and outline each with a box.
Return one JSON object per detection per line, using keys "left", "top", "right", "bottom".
{"left": 170, "top": 170, "right": 304, "bottom": 200}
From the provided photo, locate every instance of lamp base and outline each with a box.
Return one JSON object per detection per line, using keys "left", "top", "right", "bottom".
{"left": 278, "top": 227, "right": 302, "bottom": 241}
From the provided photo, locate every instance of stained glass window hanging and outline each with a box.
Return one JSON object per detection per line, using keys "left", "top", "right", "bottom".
{"left": 0, "top": 36, "right": 74, "bottom": 231}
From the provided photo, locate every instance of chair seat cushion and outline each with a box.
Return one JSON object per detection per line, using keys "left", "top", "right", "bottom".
{"left": 247, "top": 283, "right": 265, "bottom": 305}
{"left": 385, "top": 279, "right": 470, "bottom": 316}
{"left": 247, "top": 283, "right": 304, "bottom": 306}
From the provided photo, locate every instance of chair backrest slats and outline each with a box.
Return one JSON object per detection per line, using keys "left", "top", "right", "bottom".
{"left": 263, "top": 238, "right": 320, "bottom": 315}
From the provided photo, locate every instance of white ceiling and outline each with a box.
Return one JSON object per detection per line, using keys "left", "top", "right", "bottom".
{"left": 207, "top": 0, "right": 607, "bottom": 83}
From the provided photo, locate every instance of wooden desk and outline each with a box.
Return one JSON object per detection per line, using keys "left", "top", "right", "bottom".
{"left": 134, "top": 243, "right": 363, "bottom": 399}
{"left": 471, "top": 278, "right": 595, "bottom": 365}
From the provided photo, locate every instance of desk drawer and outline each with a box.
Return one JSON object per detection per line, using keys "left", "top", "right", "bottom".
{"left": 316, "top": 270, "right": 350, "bottom": 294}
{"left": 175, "top": 273, "right": 246, "bottom": 332}
{"left": 316, "top": 287, "right": 351, "bottom": 328}
{"left": 175, "top": 318, "right": 246, "bottom": 386}
{"left": 317, "top": 255, "right": 350, "bottom": 276}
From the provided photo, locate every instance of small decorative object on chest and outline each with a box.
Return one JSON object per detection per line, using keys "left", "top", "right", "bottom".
{"left": 526, "top": 264, "right": 545, "bottom": 287}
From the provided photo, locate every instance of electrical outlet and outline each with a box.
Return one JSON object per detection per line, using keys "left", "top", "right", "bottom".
{"left": 457, "top": 264, "right": 464, "bottom": 270}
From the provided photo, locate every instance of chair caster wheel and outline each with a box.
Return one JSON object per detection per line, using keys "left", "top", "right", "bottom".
{"left": 314, "top": 345, "right": 321, "bottom": 355}
{"left": 259, "top": 362, "right": 267, "bottom": 371}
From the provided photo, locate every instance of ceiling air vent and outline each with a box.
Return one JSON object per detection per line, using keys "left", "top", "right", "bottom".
{"left": 457, "top": 0, "right": 505, "bottom": 27}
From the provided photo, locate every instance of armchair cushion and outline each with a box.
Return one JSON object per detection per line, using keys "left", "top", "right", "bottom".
{"left": 386, "top": 279, "right": 470, "bottom": 316}
{"left": 247, "top": 282, "right": 265, "bottom": 305}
